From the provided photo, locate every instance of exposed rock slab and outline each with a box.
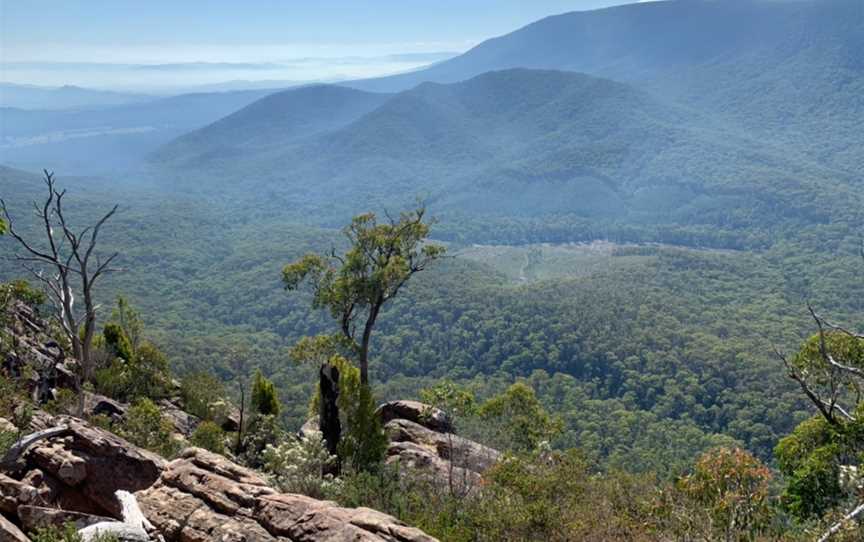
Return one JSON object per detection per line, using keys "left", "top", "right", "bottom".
{"left": 156, "top": 400, "right": 200, "bottom": 437}
{"left": 385, "top": 418, "right": 500, "bottom": 475}
{"left": 24, "top": 418, "right": 165, "bottom": 516}
{"left": 0, "top": 474, "right": 44, "bottom": 515}
{"left": 0, "top": 513, "right": 29, "bottom": 542}
{"left": 377, "top": 401, "right": 451, "bottom": 433}
{"left": 137, "top": 447, "right": 438, "bottom": 542}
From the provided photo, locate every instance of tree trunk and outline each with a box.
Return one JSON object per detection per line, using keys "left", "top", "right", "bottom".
{"left": 358, "top": 343, "right": 369, "bottom": 386}
{"left": 235, "top": 381, "right": 246, "bottom": 454}
{"left": 319, "top": 363, "right": 341, "bottom": 471}
{"left": 358, "top": 302, "right": 382, "bottom": 386}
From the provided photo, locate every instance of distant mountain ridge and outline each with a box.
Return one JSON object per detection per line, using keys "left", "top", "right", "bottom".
{"left": 152, "top": 85, "right": 391, "bottom": 167}
{"left": 346, "top": 0, "right": 864, "bottom": 170}
{"left": 0, "top": 82, "right": 153, "bottom": 110}
{"left": 350, "top": 0, "right": 864, "bottom": 93}
{"left": 151, "top": 68, "right": 861, "bottom": 245}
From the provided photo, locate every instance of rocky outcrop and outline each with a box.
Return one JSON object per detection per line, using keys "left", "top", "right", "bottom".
{"left": 156, "top": 399, "right": 200, "bottom": 437}
{"left": 1, "top": 301, "right": 77, "bottom": 404}
{"left": 137, "top": 447, "right": 438, "bottom": 542}
{"left": 375, "top": 400, "right": 499, "bottom": 493}
{"left": 0, "top": 473, "right": 45, "bottom": 515}
{"left": 22, "top": 417, "right": 165, "bottom": 517}
{"left": 376, "top": 401, "right": 451, "bottom": 433}
{"left": 384, "top": 418, "right": 500, "bottom": 494}
{"left": 1, "top": 421, "right": 440, "bottom": 541}
{"left": 304, "top": 401, "right": 500, "bottom": 495}
{"left": 83, "top": 392, "right": 127, "bottom": 423}
{"left": 1, "top": 302, "right": 440, "bottom": 541}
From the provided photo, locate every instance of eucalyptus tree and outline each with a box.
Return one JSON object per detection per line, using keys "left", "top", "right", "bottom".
{"left": 283, "top": 206, "right": 445, "bottom": 386}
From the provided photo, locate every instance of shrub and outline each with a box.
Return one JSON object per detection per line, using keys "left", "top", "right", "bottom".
{"left": 0, "top": 430, "right": 16, "bottom": 457}
{"left": 338, "top": 383, "right": 387, "bottom": 474}
{"left": 120, "top": 398, "right": 180, "bottom": 458}
{"left": 30, "top": 522, "right": 118, "bottom": 542}
{"left": 251, "top": 370, "right": 280, "bottom": 417}
{"left": 102, "top": 322, "right": 134, "bottom": 362}
{"left": 262, "top": 430, "right": 339, "bottom": 498}
{"left": 775, "top": 415, "right": 850, "bottom": 520}
{"left": 191, "top": 421, "right": 226, "bottom": 454}
{"left": 241, "top": 414, "right": 285, "bottom": 468}
{"left": 126, "top": 342, "right": 171, "bottom": 399}
{"left": 675, "top": 447, "right": 774, "bottom": 541}
{"left": 477, "top": 382, "right": 563, "bottom": 453}
{"left": 45, "top": 388, "right": 79, "bottom": 415}
{"left": 180, "top": 372, "right": 226, "bottom": 420}
{"left": 3, "top": 280, "right": 46, "bottom": 308}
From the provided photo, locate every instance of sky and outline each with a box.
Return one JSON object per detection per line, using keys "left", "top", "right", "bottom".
{"left": 0, "top": 1, "right": 638, "bottom": 91}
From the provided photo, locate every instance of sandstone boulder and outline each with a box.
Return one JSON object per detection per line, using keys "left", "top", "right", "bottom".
{"left": 0, "top": 474, "right": 44, "bottom": 515}
{"left": 377, "top": 400, "right": 452, "bottom": 433}
{"left": 0, "top": 419, "right": 16, "bottom": 434}
{"left": 156, "top": 399, "right": 200, "bottom": 437}
{"left": 24, "top": 418, "right": 165, "bottom": 516}
{"left": 83, "top": 393, "right": 127, "bottom": 423}
{"left": 137, "top": 447, "right": 438, "bottom": 542}
{"left": 385, "top": 418, "right": 500, "bottom": 474}
{"left": 384, "top": 418, "right": 500, "bottom": 495}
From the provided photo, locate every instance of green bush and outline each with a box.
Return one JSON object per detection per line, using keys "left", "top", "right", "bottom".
{"left": 775, "top": 415, "right": 850, "bottom": 520}
{"left": 119, "top": 398, "right": 180, "bottom": 458}
{"left": 103, "top": 322, "right": 134, "bottom": 362}
{"left": 241, "top": 414, "right": 285, "bottom": 468}
{"left": 262, "top": 430, "right": 339, "bottom": 498}
{"left": 251, "top": 370, "right": 281, "bottom": 417}
{"left": 30, "top": 522, "right": 118, "bottom": 542}
{"left": 190, "top": 420, "right": 226, "bottom": 454}
{"left": 180, "top": 372, "right": 227, "bottom": 420}
{"left": 338, "top": 383, "right": 387, "bottom": 474}
{"left": 0, "top": 430, "right": 16, "bottom": 457}
{"left": 477, "top": 382, "right": 563, "bottom": 453}
{"left": 45, "top": 388, "right": 79, "bottom": 415}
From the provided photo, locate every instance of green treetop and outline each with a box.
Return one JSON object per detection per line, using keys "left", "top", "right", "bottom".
{"left": 283, "top": 206, "right": 445, "bottom": 385}
{"left": 251, "top": 369, "right": 281, "bottom": 417}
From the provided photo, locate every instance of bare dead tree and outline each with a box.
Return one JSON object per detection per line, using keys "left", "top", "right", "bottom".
{"left": 227, "top": 346, "right": 251, "bottom": 454}
{"left": 1, "top": 170, "right": 119, "bottom": 415}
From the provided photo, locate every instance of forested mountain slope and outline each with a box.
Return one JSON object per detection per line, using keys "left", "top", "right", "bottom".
{"left": 153, "top": 68, "right": 863, "bottom": 249}
{"left": 353, "top": 0, "right": 864, "bottom": 171}
{"left": 152, "top": 85, "right": 391, "bottom": 168}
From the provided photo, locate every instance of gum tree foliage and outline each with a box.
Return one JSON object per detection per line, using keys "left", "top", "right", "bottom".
{"left": 283, "top": 206, "right": 445, "bottom": 385}
{"left": 676, "top": 447, "right": 773, "bottom": 541}
{"left": 775, "top": 307, "right": 864, "bottom": 529}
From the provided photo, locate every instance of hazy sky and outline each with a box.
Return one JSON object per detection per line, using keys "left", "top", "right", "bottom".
{"left": 1, "top": 1, "right": 640, "bottom": 90}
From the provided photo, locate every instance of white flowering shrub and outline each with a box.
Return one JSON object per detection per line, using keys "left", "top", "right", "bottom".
{"left": 262, "top": 429, "right": 340, "bottom": 498}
